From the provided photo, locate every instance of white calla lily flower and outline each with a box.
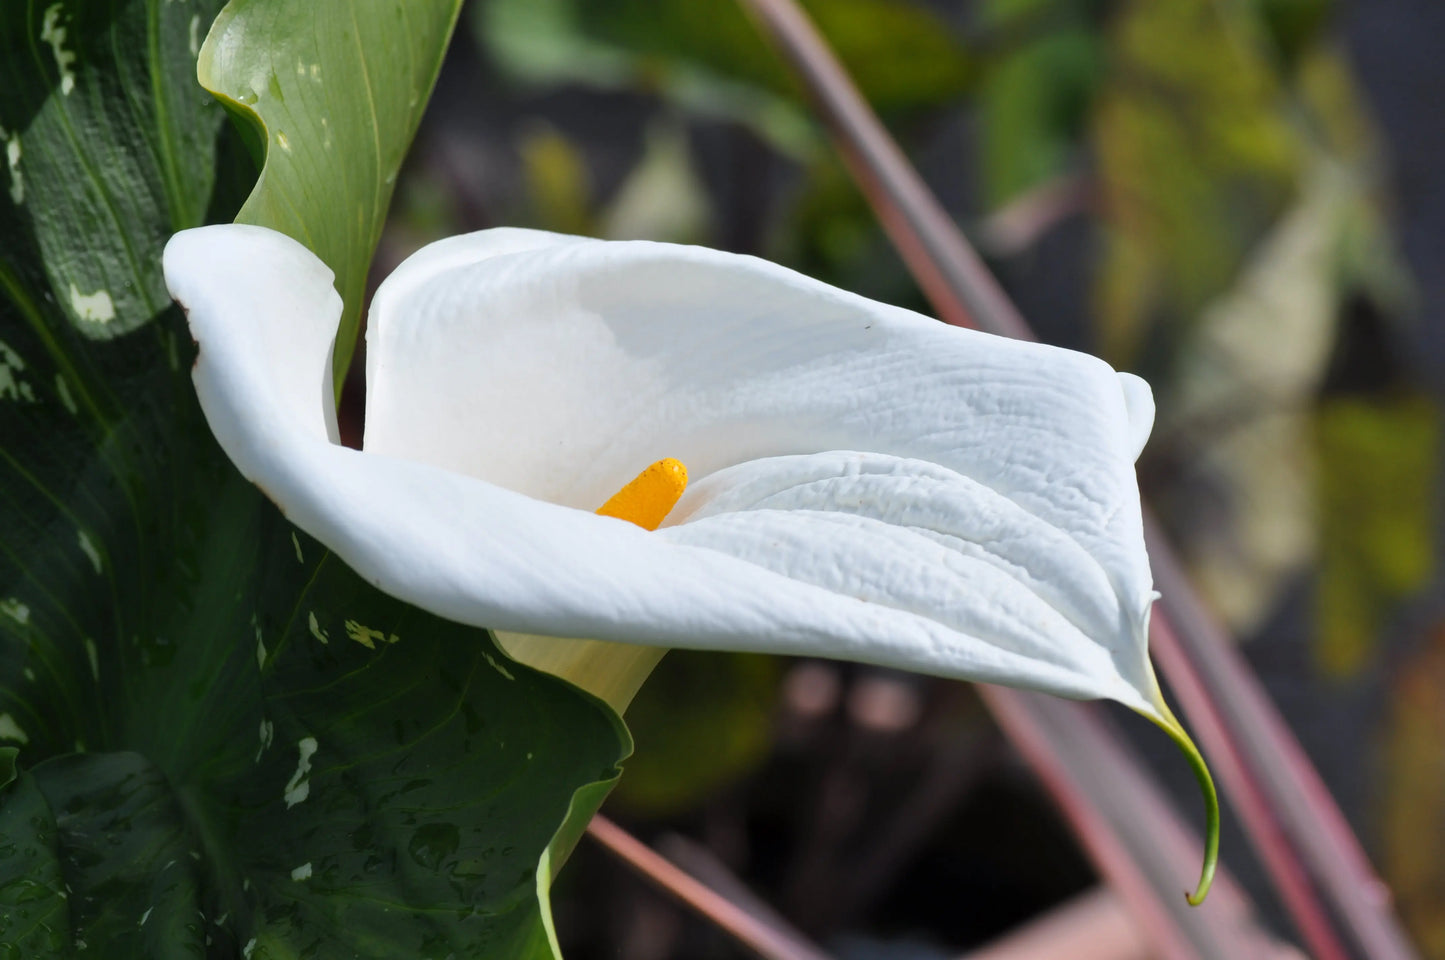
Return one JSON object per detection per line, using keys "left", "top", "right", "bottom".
{"left": 163, "top": 220, "right": 1167, "bottom": 712}
{"left": 163, "top": 223, "right": 1216, "bottom": 901}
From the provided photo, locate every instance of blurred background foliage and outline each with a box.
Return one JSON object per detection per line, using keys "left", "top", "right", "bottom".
{"left": 367, "top": 0, "right": 1445, "bottom": 955}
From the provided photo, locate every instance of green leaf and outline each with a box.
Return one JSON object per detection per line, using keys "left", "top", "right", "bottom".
{"left": 1, "top": 0, "right": 227, "bottom": 342}
{"left": 480, "top": 0, "right": 817, "bottom": 159}
{"left": 0, "top": 761, "right": 69, "bottom": 957}
{"left": 479, "top": 0, "right": 973, "bottom": 160}
{"left": 977, "top": 0, "right": 1102, "bottom": 207}
{"left": 0, "top": 1, "right": 630, "bottom": 957}
{"left": 198, "top": 0, "right": 464, "bottom": 391}
{"left": 1315, "top": 396, "right": 1437, "bottom": 677}
{"left": 1092, "top": 0, "right": 1301, "bottom": 364}
{"left": 18, "top": 752, "right": 208, "bottom": 958}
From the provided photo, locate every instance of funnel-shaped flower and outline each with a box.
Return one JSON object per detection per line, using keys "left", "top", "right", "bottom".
{"left": 163, "top": 223, "right": 1171, "bottom": 712}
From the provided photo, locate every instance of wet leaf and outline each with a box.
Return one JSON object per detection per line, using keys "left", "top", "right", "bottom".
{"left": 0, "top": 2, "right": 629, "bottom": 957}
{"left": 0, "top": 763, "right": 68, "bottom": 956}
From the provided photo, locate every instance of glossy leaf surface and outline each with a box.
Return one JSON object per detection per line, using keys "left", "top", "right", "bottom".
{"left": 200, "top": 0, "right": 464, "bottom": 388}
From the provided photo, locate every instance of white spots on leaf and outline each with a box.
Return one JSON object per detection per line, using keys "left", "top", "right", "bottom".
{"left": 291, "top": 530, "right": 303, "bottom": 563}
{"left": 321, "top": 117, "right": 331, "bottom": 151}
{"left": 0, "top": 714, "right": 28, "bottom": 745}
{"left": 243, "top": 938, "right": 257, "bottom": 959}
{"left": 256, "top": 718, "right": 273, "bottom": 762}
{"left": 290, "top": 861, "right": 312, "bottom": 881}
{"left": 84, "top": 637, "right": 98, "bottom": 681}
{"left": 40, "top": 4, "right": 77, "bottom": 96}
{"left": 483, "top": 652, "right": 515, "bottom": 682}
{"left": 275, "top": 131, "right": 291, "bottom": 152}
{"left": 189, "top": 14, "right": 201, "bottom": 57}
{"left": 56, "top": 373, "right": 77, "bottom": 415}
{"left": 23, "top": 668, "right": 34, "bottom": 683}
{"left": 254, "top": 614, "right": 266, "bottom": 670}
{"left": 0, "top": 127, "right": 22, "bottom": 204}
{"left": 1, "top": 597, "right": 30, "bottom": 624}
{"left": 77, "top": 529, "right": 101, "bottom": 573}
{"left": 309, "top": 64, "right": 321, "bottom": 81}
{"left": 75, "top": 939, "right": 86, "bottom": 950}
{"left": 0, "top": 341, "right": 36, "bottom": 403}
{"left": 138, "top": 906, "right": 152, "bottom": 927}
{"left": 307, "top": 611, "right": 328, "bottom": 645}
{"left": 283, "top": 736, "right": 317, "bottom": 808}
{"left": 68, "top": 284, "right": 115, "bottom": 324}
{"left": 344, "top": 620, "right": 397, "bottom": 650}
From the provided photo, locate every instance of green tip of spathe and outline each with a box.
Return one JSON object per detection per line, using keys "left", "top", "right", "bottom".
{"left": 1150, "top": 706, "right": 1219, "bottom": 906}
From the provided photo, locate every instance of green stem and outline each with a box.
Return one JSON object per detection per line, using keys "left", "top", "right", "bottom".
{"left": 1149, "top": 705, "right": 1219, "bottom": 906}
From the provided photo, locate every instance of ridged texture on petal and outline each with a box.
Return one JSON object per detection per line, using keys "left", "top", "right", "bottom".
{"left": 164, "top": 225, "right": 1162, "bottom": 718}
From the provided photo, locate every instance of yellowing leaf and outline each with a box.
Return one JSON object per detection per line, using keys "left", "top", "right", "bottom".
{"left": 1316, "top": 396, "right": 1436, "bottom": 676}
{"left": 1092, "top": 0, "right": 1300, "bottom": 363}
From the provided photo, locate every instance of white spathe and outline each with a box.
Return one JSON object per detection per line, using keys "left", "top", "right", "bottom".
{"left": 162, "top": 224, "right": 1165, "bottom": 719}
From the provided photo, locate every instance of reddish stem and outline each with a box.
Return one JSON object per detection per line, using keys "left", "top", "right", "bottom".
{"left": 586, "top": 815, "right": 836, "bottom": 960}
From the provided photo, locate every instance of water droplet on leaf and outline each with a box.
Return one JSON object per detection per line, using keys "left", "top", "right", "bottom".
{"left": 407, "top": 823, "right": 459, "bottom": 872}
